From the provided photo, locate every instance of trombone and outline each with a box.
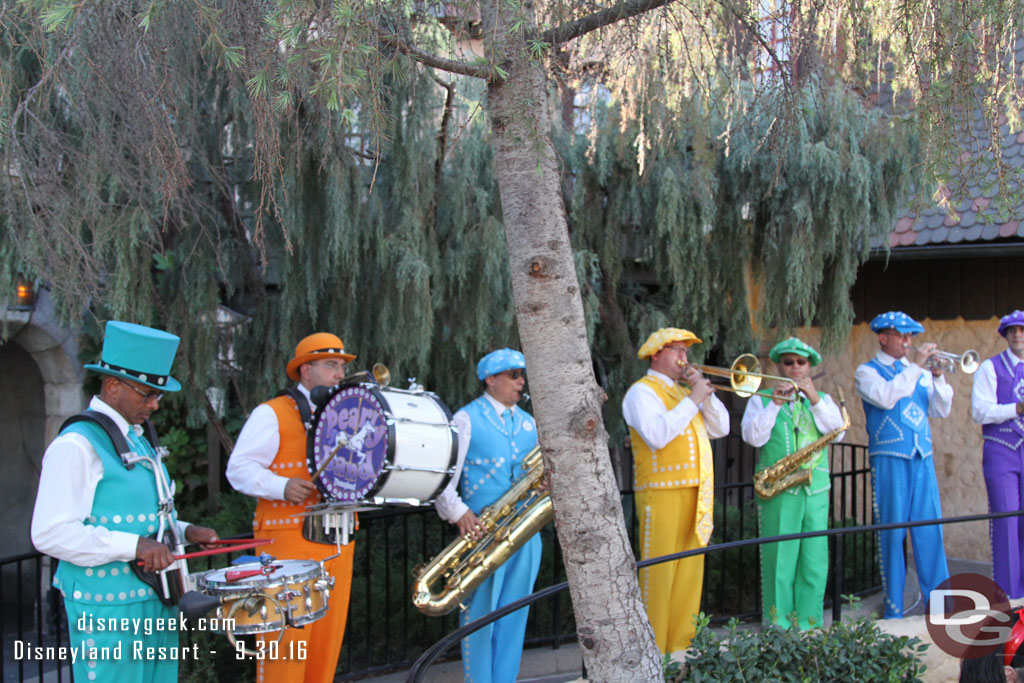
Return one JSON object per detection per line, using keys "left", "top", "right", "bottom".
{"left": 680, "top": 353, "right": 800, "bottom": 402}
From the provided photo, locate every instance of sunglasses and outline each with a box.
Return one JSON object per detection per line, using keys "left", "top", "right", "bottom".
{"left": 503, "top": 370, "right": 526, "bottom": 380}
{"left": 120, "top": 379, "right": 164, "bottom": 402}
{"left": 781, "top": 358, "right": 809, "bottom": 367}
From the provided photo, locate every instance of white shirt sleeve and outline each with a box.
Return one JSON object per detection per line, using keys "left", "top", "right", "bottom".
{"left": 226, "top": 403, "right": 289, "bottom": 501}
{"left": 622, "top": 377, "right": 729, "bottom": 450}
{"left": 928, "top": 372, "right": 954, "bottom": 418}
{"left": 434, "top": 409, "right": 471, "bottom": 524}
{"left": 741, "top": 398, "right": 780, "bottom": 447}
{"left": 972, "top": 357, "right": 1020, "bottom": 424}
{"left": 741, "top": 394, "right": 846, "bottom": 448}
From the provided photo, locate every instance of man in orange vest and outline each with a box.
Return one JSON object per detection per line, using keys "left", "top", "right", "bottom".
{"left": 227, "top": 333, "right": 357, "bottom": 682}
{"left": 622, "top": 328, "right": 729, "bottom": 652}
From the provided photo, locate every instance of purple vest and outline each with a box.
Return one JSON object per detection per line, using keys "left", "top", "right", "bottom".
{"left": 981, "top": 350, "right": 1024, "bottom": 449}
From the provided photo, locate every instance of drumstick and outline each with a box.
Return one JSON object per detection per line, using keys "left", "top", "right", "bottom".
{"left": 310, "top": 420, "right": 373, "bottom": 483}
{"left": 134, "top": 538, "right": 273, "bottom": 565}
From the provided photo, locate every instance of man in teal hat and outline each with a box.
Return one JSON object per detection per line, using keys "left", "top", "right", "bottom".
{"left": 31, "top": 321, "right": 218, "bottom": 682}
{"left": 855, "top": 311, "right": 952, "bottom": 618}
{"left": 741, "top": 337, "right": 846, "bottom": 629}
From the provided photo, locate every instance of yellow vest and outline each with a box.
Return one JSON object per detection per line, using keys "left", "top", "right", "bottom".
{"left": 628, "top": 375, "right": 715, "bottom": 545}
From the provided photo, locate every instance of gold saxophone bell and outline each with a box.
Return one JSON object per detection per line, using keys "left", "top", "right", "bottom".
{"left": 412, "top": 447, "right": 551, "bottom": 616}
{"left": 679, "top": 353, "right": 800, "bottom": 402}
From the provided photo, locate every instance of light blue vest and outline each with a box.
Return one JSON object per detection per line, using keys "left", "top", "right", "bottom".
{"left": 861, "top": 359, "right": 933, "bottom": 459}
{"left": 459, "top": 397, "right": 538, "bottom": 514}
{"left": 53, "top": 421, "right": 171, "bottom": 605}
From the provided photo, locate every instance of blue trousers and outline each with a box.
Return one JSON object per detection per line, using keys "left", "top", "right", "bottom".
{"left": 870, "top": 454, "right": 950, "bottom": 618}
{"left": 983, "top": 440, "right": 1024, "bottom": 599}
{"left": 459, "top": 534, "right": 542, "bottom": 683}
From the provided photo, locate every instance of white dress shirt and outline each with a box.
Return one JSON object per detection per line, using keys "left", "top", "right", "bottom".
{"left": 972, "top": 351, "right": 1024, "bottom": 424}
{"left": 854, "top": 351, "right": 953, "bottom": 417}
{"left": 31, "top": 396, "right": 190, "bottom": 566}
{"left": 226, "top": 384, "right": 315, "bottom": 501}
{"left": 621, "top": 368, "right": 730, "bottom": 451}
{"left": 434, "top": 392, "right": 520, "bottom": 524}
{"left": 741, "top": 392, "right": 846, "bottom": 447}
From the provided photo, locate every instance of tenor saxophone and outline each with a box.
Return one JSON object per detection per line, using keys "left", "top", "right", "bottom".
{"left": 412, "top": 446, "right": 552, "bottom": 616}
{"left": 752, "top": 389, "right": 850, "bottom": 500}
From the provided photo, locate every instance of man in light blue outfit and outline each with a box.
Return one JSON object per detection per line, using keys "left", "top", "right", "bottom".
{"left": 31, "top": 321, "right": 219, "bottom": 682}
{"left": 854, "top": 311, "right": 953, "bottom": 618}
{"left": 434, "top": 348, "right": 542, "bottom": 683}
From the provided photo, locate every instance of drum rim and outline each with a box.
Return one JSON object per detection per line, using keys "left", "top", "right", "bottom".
{"left": 199, "top": 560, "right": 322, "bottom": 592}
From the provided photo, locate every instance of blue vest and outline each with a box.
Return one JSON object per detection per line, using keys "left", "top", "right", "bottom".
{"left": 861, "top": 358, "right": 933, "bottom": 459}
{"left": 459, "top": 397, "right": 538, "bottom": 514}
{"left": 981, "top": 350, "right": 1024, "bottom": 449}
{"left": 53, "top": 421, "right": 172, "bottom": 605}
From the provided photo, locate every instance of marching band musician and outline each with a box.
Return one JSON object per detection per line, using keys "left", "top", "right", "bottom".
{"left": 622, "top": 328, "right": 729, "bottom": 653}
{"left": 31, "top": 321, "right": 219, "bottom": 683}
{"left": 226, "top": 333, "right": 357, "bottom": 683}
{"left": 855, "top": 311, "right": 953, "bottom": 618}
{"left": 740, "top": 337, "right": 845, "bottom": 630}
{"left": 433, "top": 348, "right": 541, "bottom": 683}
{"left": 971, "top": 310, "right": 1024, "bottom": 599}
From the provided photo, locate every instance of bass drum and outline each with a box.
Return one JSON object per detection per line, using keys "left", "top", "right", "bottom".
{"left": 308, "top": 384, "right": 457, "bottom": 505}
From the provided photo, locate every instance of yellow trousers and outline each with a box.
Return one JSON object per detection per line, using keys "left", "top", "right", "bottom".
{"left": 254, "top": 528, "right": 355, "bottom": 683}
{"left": 637, "top": 488, "right": 704, "bottom": 653}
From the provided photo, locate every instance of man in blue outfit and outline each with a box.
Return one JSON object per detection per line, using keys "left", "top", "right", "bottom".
{"left": 854, "top": 311, "right": 952, "bottom": 618}
{"left": 434, "top": 348, "right": 542, "bottom": 683}
{"left": 31, "top": 321, "right": 218, "bottom": 682}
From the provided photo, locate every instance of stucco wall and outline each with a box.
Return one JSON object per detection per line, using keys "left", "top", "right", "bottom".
{"left": 788, "top": 317, "right": 1005, "bottom": 564}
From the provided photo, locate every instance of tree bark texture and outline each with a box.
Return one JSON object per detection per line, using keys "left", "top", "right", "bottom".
{"left": 481, "top": 0, "right": 663, "bottom": 678}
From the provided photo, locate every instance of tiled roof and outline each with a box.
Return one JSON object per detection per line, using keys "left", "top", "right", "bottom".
{"left": 888, "top": 37, "right": 1024, "bottom": 248}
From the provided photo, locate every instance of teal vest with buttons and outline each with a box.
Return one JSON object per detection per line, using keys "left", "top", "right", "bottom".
{"left": 459, "top": 397, "right": 538, "bottom": 514}
{"left": 53, "top": 421, "right": 171, "bottom": 605}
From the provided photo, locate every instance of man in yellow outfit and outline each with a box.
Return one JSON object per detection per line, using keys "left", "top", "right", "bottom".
{"left": 622, "top": 328, "right": 729, "bottom": 652}
{"left": 227, "top": 333, "right": 357, "bottom": 682}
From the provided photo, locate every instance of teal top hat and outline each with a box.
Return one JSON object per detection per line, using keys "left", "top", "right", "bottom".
{"left": 84, "top": 321, "right": 182, "bottom": 392}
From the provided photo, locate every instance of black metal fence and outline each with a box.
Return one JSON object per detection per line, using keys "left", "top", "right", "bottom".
{"left": 1, "top": 439, "right": 879, "bottom": 682}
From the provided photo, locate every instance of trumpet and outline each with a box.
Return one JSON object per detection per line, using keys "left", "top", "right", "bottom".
{"left": 679, "top": 353, "right": 800, "bottom": 402}
{"left": 909, "top": 347, "right": 980, "bottom": 374}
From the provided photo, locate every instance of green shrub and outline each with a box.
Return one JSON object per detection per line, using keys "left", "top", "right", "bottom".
{"left": 680, "top": 613, "right": 928, "bottom": 682}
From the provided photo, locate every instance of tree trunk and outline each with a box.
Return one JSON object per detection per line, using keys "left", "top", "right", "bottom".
{"left": 481, "top": 1, "right": 662, "bottom": 678}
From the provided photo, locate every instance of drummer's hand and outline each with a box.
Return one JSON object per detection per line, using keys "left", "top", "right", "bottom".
{"left": 455, "top": 510, "right": 486, "bottom": 541}
{"left": 284, "top": 478, "right": 317, "bottom": 505}
{"left": 136, "top": 536, "right": 175, "bottom": 573}
{"left": 185, "top": 524, "right": 219, "bottom": 549}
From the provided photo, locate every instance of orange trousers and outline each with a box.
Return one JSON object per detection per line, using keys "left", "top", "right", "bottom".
{"left": 254, "top": 528, "right": 355, "bottom": 683}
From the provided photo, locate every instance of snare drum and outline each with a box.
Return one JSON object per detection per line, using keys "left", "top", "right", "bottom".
{"left": 308, "top": 384, "right": 457, "bottom": 505}
{"left": 197, "top": 559, "right": 332, "bottom": 634}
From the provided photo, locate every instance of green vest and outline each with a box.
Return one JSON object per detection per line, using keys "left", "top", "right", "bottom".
{"left": 53, "top": 421, "right": 172, "bottom": 605}
{"left": 755, "top": 394, "right": 830, "bottom": 496}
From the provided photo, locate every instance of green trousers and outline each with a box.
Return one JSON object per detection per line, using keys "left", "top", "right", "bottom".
{"left": 757, "top": 489, "right": 829, "bottom": 630}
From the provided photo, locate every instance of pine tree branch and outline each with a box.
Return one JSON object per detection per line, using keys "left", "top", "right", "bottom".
{"left": 373, "top": 24, "right": 494, "bottom": 81}
{"left": 541, "top": 0, "right": 675, "bottom": 46}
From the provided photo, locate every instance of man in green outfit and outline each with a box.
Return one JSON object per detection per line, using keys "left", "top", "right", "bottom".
{"left": 740, "top": 337, "right": 846, "bottom": 629}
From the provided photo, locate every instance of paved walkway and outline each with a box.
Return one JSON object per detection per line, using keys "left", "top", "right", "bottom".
{"left": 362, "top": 557, "right": 992, "bottom": 683}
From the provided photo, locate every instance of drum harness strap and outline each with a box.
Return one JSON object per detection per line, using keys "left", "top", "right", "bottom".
{"left": 275, "top": 387, "right": 314, "bottom": 432}
{"left": 59, "top": 410, "right": 188, "bottom": 603}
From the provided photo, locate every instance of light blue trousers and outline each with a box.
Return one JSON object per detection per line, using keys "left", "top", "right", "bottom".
{"left": 870, "top": 454, "right": 950, "bottom": 618}
{"left": 459, "top": 534, "right": 542, "bottom": 683}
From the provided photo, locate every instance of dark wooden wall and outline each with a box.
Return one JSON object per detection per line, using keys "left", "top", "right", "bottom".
{"left": 851, "top": 255, "right": 1024, "bottom": 323}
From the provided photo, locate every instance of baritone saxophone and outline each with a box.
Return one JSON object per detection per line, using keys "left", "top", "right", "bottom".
{"left": 412, "top": 446, "right": 552, "bottom": 616}
{"left": 752, "top": 389, "right": 850, "bottom": 500}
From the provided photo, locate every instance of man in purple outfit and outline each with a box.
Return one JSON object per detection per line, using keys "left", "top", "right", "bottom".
{"left": 972, "top": 310, "right": 1024, "bottom": 599}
